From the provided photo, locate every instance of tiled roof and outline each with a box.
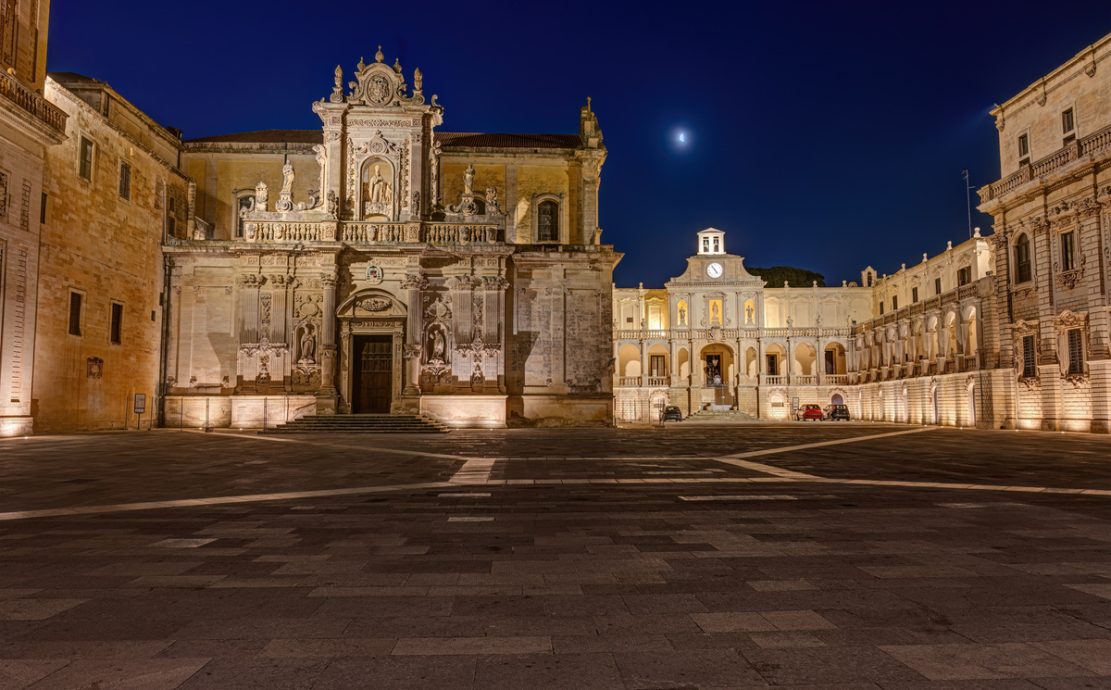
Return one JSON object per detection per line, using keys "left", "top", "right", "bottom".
{"left": 435, "top": 132, "right": 582, "bottom": 149}
{"left": 186, "top": 129, "right": 323, "bottom": 144}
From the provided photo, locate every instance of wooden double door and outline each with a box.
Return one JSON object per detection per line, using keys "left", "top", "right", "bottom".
{"left": 353, "top": 335, "right": 393, "bottom": 413}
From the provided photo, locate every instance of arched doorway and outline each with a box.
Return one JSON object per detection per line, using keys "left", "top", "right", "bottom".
{"left": 699, "top": 343, "right": 735, "bottom": 407}
{"left": 831, "top": 393, "right": 844, "bottom": 406}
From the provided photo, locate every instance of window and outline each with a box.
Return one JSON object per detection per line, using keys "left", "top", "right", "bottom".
{"left": 957, "top": 266, "right": 972, "bottom": 286}
{"left": 1014, "top": 233, "right": 1032, "bottom": 283}
{"left": 166, "top": 194, "right": 177, "bottom": 237}
{"left": 39, "top": 193, "right": 47, "bottom": 225}
{"left": 1062, "top": 108, "right": 1075, "bottom": 144}
{"left": 118, "top": 162, "right": 131, "bottom": 200}
{"left": 235, "top": 192, "right": 253, "bottom": 238}
{"left": 892, "top": 296, "right": 898, "bottom": 311}
{"left": 879, "top": 302, "right": 885, "bottom": 315}
{"left": 935, "top": 277, "right": 942, "bottom": 295}
{"left": 866, "top": 274, "right": 874, "bottom": 287}
{"left": 78, "top": 137, "right": 94, "bottom": 181}
{"left": 1066, "top": 328, "right": 1084, "bottom": 375}
{"left": 537, "top": 200, "right": 558, "bottom": 242}
{"left": 649, "top": 355, "right": 666, "bottom": 377}
{"left": 68, "top": 292, "right": 82, "bottom": 336}
{"left": 110, "top": 303, "right": 123, "bottom": 344}
{"left": 1018, "top": 133, "right": 1030, "bottom": 166}
{"left": 1021, "top": 335, "right": 1036, "bottom": 379}
{"left": 1060, "top": 231, "right": 1075, "bottom": 271}
{"left": 911, "top": 287, "right": 919, "bottom": 303}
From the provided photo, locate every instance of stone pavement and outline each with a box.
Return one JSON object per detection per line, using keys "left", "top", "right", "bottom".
{"left": 1, "top": 424, "right": 1110, "bottom": 688}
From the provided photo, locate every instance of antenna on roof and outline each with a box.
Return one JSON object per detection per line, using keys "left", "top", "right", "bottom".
{"left": 962, "top": 169, "right": 974, "bottom": 239}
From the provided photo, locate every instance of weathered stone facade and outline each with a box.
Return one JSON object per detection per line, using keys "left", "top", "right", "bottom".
{"left": 978, "top": 33, "right": 1111, "bottom": 432}
{"left": 163, "top": 49, "right": 619, "bottom": 428}
{"left": 31, "top": 74, "right": 184, "bottom": 432}
{"left": 0, "top": 0, "right": 65, "bottom": 436}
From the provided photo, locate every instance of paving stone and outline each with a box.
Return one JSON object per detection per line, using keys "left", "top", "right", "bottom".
{"left": 879, "top": 642, "right": 1096, "bottom": 681}
{"left": 474, "top": 652, "right": 623, "bottom": 690}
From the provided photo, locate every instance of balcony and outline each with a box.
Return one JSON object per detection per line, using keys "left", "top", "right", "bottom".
{"left": 824, "top": 374, "right": 849, "bottom": 384}
{"left": 239, "top": 220, "right": 502, "bottom": 245}
{"left": 763, "top": 375, "right": 785, "bottom": 385}
{"left": 981, "top": 124, "right": 1111, "bottom": 203}
{"left": 616, "top": 376, "right": 641, "bottom": 387}
{"left": 645, "top": 376, "right": 671, "bottom": 387}
{"left": 793, "top": 375, "right": 816, "bottom": 385}
{"left": 0, "top": 70, "right": 67, "bottom": 138}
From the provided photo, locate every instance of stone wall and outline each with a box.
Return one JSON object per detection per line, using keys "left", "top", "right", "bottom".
{"left": 31, "top": 77, "right": 182, "bottom": 432}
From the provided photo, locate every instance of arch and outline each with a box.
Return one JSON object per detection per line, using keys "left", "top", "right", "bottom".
{"left": 699, "top": 343, "right": 735, "bottom": 387}
{"left": 743, "top": 298, "right": 757, "bottom": 326}
{"left": 830, "top": 392, "right": 845, "bottom": 405}
{"left": 744, "top": 346, "right": 758, "bottom": 379}
{"left": 766, "top": 388, "right": 789, "bottom": 420}
{"left": 793, "top": 341, "right": 817, "bottom": 376}
{"left": 930, "top": 381, "right": 940, "bottom": 425}
{"left": 646, "top": 343, "right": 670, "bottom": 380}
{"left": 532, "top": 193, "right": 564, "bottom": 243}
{"left": 823, "top": 342, "right": 847, "bottom": 375}
{"left": 618, "top": 343, "right": 642, "bottom": 378}
{"left": 764, "top": 343, "right": 786, "bottom": 376}
{"left": 1014, "top": 232, "right": 1032, "bottom": 284}
{"left": 962, "top": 305, "right": 979, "bottom": 357}
{"left": 677, "top": 347, "right": 690, "bottom": 381}
{"left": 675, "top": 299, "right": 689, "bottom": 328}
{"left": 336, "top": 288, "right": 408, "bottom": 319}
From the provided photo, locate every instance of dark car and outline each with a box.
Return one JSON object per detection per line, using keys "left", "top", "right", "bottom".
{"left": 662, "top": 406, "right": 683, "bottom": 422}
{"left": 797, "top": 404, "right": 824, "bottom": 421}
{"left": 825, "top": 404, "right": 850, "bottom": 421}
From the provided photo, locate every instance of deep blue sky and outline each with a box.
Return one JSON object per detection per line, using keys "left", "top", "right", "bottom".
{"left": 50, "top": 1, "right": 1110, "bottom": 287}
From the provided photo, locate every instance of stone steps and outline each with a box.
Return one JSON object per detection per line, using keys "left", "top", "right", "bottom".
{"left": 264, "top": 414, "right": 449, "bottom": 434}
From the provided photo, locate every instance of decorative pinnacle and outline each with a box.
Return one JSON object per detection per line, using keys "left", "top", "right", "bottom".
{"left": 375, "top": 45, "right": 384, "bottom": 63}
{"left": 586, "top": 96, "right": 592, "bottom": 110}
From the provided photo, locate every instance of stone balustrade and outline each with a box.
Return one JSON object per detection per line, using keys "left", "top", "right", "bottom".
{"left": 0, "top": 70, "right": 67, "bottom": 136}
{"left": 982, "top": 124, "right": 1111, "bottom": 202}
{"left": 237, "top": 220, "right": 503, "bottom": 246}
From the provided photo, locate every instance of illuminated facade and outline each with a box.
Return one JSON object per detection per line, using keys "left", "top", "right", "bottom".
{"left": 163, "top": 48, "right": 618, "bottom": 429}
{"left": 615, "top": 33, "right": 1111, "bottom": 432}
{"left": 0, "top": 0, "right": 66, "bottom": 436}
{"left": 978, "top": 33, "right": 1111, "bottom": 432}
{"left": 614, "top": 229, "right": 1001, "bottom": 426}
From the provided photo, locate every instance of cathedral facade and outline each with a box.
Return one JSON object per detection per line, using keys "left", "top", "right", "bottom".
{"left": 164, "top": 48, "right": 618, "bottom": 428}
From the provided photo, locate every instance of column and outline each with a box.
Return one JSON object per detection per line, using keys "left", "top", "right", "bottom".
{"left": 318, "top": 271, "right": 337, "bottom": 403}
{"left": 402, "top": 272, "right": 425, "bottom": 395}
{"left": 639, "top": 339, "right": 648, "bottom": 386}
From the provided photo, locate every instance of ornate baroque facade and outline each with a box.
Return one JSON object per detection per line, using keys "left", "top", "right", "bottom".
{"left": 164, "top": 48, "right": 618, "bottom": 428}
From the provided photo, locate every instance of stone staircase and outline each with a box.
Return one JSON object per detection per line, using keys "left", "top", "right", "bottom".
{"left": 264, "top": 414, "right": 449, "bottom": 434}
{"left": 682, "top": 409, "right": 759, "bottom": 424}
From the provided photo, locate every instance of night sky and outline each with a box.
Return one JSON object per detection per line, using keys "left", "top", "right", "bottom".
{"left": 49, "top": 1, "right": 1111, "bottom": 287}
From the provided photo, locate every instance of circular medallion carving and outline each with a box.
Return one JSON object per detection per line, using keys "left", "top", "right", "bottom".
{"left": 367, "top": 75, "right": 391, "bottom": 105}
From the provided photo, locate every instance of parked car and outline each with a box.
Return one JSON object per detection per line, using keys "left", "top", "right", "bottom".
{"left": 797, "top": 404, "right": 824, "bottom": 421}
{"left": 825, "top": 404, "right": 851, "bottom": 421}
{"left": 662, "top": 406, "right": 683, "bottom": 422}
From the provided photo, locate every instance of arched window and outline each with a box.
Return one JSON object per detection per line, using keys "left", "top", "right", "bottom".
{"left": 537, "top": 200, "right": 559, "bottom": 242}
{"left": 1014, "top": 233, "right": 1031, "bottom": 283}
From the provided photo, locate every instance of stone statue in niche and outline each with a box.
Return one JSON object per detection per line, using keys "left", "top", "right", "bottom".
{"left": 431, "top": 328, "right": 446, "bottom": 361}
{"left": 299, "top": 327, "right": 316, "bottom": 364}
{"left": 745, "top": 304, "right": 755, "bottom": 324}
{"left": 678, "top": 304, "right": 687, "bottom": 326}
{"left": 711, "top": 302, "right": 721, "bottom": 325}
{"left": 362, "top": 163, "right": 393, "bottom": 216}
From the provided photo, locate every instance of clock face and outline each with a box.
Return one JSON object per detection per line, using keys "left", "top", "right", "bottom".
{"left": 706, "top": 262, "right": 723, "bottom": 279}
